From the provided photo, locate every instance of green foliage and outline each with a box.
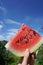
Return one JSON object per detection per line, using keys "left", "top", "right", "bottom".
{"left": 0, "top": 41, "right": 20, "bottom": 65}
{"left": 0, "top": 41, "right": 43, "bottom": 65}
{"left": 34, "top": 45, "right": 43, "bottom": 65}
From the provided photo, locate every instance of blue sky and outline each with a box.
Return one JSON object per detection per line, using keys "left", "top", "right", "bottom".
{"left": 0, "top": 0, "right": 43, "bottom": 41}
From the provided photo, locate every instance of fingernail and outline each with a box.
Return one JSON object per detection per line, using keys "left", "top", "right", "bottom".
{"left": 25, "top": 49, "right": 30, "bottom": 56}
{"left": 26, "top": 48, "right": 30, "bottom": 52}
{"left": 26, "top": 49, "right": 28, "bottom": 51}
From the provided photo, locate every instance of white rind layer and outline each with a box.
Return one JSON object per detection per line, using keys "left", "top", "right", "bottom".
{"left": 5, "top": 37, "right": 43, "bottom": 57}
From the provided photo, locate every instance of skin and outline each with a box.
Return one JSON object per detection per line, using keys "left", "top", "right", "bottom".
{"left": 18, "top": 49, "right": 35, "bottom": 65}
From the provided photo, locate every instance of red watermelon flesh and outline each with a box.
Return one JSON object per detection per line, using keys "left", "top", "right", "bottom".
{"left": 5, "top": 24, "right": 43, "bottom": 57}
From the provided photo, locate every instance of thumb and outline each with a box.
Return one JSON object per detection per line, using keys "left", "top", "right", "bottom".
{"left": 22, "top": 49, "right": 30, "bottom": 65}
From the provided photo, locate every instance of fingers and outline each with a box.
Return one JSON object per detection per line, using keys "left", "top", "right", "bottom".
{"left": 31, "top": 54, "right": 35, "bottom": 61}
{"left": 27, "top": 53, "right": 36, "bottom": 65}
{"left": 30, "top": 53, "right": 36, "bottom": 59}
{"left": 18, "top": 49, "right": 36, "bottom": 65}
{"left": 29, "top": 54, "right": 35, "bottom": 65}
{"left": 24, "top": 49, "right": 30, "bottom": 59}
{"left": 22, "top": 49, "right": 30, "bottom": 65}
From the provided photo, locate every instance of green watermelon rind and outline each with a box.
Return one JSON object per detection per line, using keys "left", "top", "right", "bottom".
{"left": 30, "top": 37, "right": 43, "bottom": 53}
{"left": 5, "top": 37, "right": 43, "bottom": 57}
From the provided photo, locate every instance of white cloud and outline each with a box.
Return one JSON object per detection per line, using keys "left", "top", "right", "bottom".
{"left": 6, "top": 28, "right": 18, "bottom": 40}
{"left": 8, "top": 29, "right": 18, "bottom": 33}
{"left": 0, "top": 24, "right": 3, "bottom": 29}
{"left": 0, "top": 35, "right": 4, "bottom": 41}
{"left": 6, "top": 33, "right": 15, "bottom": 41}
{"left": 0, "top": 6, "right": 6, "bottom": 12}
{"left": 0, "top": 6, "right": 6, "bottom": 11}
{"left": 0, "top": 21, "right": 4, "bottom": 29}
{"left": 0, "top": 6, "right": 7, "bottom": 15}
{"left": 5, "top": 19, "right": 21, "bottom": 25}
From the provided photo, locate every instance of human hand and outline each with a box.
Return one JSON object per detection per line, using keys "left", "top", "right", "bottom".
{"left": 18, "top": 49, "right": 36, "bottom": 65}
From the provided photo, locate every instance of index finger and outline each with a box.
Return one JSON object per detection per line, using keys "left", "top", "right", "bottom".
{"left": 22, "top": 49, "right": 30, "bottom": 65}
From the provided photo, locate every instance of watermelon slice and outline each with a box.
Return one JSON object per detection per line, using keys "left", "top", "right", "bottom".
{"left": 5, "top": 24, "right": 43, "bottom": 57}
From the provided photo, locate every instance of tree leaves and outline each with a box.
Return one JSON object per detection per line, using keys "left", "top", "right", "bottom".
{"left": 0, "top": 41, "right": 43, "bottom": 65}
